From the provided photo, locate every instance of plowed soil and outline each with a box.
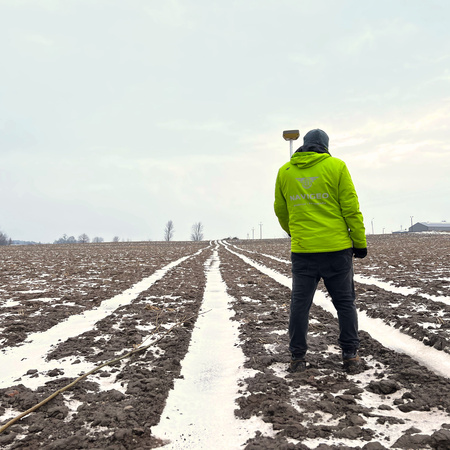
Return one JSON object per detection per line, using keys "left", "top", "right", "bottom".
{"left": 1, "top": 234, "right": 449, "bottom": 449}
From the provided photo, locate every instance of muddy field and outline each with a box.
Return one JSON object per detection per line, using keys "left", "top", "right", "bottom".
{"left": 0, "top": 234, "right": 449, "bottom": 449}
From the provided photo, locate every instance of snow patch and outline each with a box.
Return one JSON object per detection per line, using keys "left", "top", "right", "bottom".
{"left": 151, "top": 248, "right": 275, "bottom": 448}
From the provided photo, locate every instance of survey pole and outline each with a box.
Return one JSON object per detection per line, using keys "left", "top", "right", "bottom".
{"left": 283, "top": 130, "right": 300, "bottom": 157}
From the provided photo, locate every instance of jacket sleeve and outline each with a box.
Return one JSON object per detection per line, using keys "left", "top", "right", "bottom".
{"left": 274, "top": 170, "right": 290, "bottom": 235}
{"left": 338, "top": 164, "right": 367, "bottom": 248}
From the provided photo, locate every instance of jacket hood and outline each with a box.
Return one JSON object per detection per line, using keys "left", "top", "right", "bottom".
{"left": 295, "top": 129, "right": 329, "bottom": 154}
{"left": 290, "top": 151, "right": 330, "bottom": 169}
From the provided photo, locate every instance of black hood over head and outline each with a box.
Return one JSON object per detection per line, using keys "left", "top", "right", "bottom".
{"left": 295, "top": 129, "right": 330, "bottom": 154}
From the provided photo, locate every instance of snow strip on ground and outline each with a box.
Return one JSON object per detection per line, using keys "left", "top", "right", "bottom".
{"left": 230, "top": 244, "right": 450, "bottom": 305}
{"left": 222, "top": 241, "right": 450, "bottom": 379}
{"left": 355, "top": 274, "right": 450, "bottom": 306}
{"left": 0, "top": 249, "right": 204, "bottom": 390}
{"left": 151, "top": 246, "right": 273, "bottom": 449}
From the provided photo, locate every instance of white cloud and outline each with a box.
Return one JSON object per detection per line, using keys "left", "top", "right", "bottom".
{"left": 338, "top": 19, "right": 418, "bottom": 56}
{"left": 22, "top": 33, "right": 54, "bottom": 46}
{"left": 142, "top": 0, "right": 193, "bottom": 29}
{"left": 288, "top": 54, "right": 321, "bottom": 67}
{"left": 156, "top": 119, "right": 232, "bottom": 133}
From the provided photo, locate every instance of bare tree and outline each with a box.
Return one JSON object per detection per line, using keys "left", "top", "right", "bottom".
{"left": 54, "top": 234, "right": 67, "bottom": 244}
{"left": 78, "top": 233, "right": 90, "bottom": 244}
{"left": 92, "top": 237, "right": 104, "bottom": 243}
{"left": 112, "top": 236, "right": 120, "bottom": 242}
{"left": 0, "top": 230, "right": 10, "bottom": 246}
{"left": 53, "top": 234, "right": 77, "bottom": 244}
{"left": 164, "top": 220, "right": 174, "bottom": 241}
{"left": 191, "top": 222, "right": 204, "bottom": 241}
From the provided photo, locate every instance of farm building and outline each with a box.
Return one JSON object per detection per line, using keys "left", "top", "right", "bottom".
{"left": 409, "top": 222, "right": 450, "bottom": 232}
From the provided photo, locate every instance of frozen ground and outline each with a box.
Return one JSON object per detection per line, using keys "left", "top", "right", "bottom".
{"left": 0, "top": 234, "right": 449, "bottom": 449}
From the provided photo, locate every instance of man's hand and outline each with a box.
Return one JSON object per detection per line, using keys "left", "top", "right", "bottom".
{"left": 353, "top": 247, "right": 367, "bottom": 259}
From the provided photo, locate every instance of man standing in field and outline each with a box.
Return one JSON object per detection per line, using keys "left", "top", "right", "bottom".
{"left": 274, "top": 129, "right": 367, "bottom": 372}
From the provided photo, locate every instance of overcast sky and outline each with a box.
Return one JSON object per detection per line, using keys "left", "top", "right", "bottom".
{"left": 1, "top": 0, "right": 449, "bottom": 243}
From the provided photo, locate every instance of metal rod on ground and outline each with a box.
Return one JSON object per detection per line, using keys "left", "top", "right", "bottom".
{"left": 0, "top": 310, "right": 210, "bottom": 434}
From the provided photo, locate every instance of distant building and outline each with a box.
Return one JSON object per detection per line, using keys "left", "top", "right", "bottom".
{"left": 409, "top": 222, "right": 450, "bottom": 232}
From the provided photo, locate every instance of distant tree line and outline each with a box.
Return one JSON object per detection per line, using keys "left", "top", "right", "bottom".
{"left": 2, "top": 220, "right": 209, "bottom": 246}
{"left": 53, "top": 234, "right": 105, "bottom": 244}
{"left": 49, "top": 221, "right": 207, "bottom": 245}
{"left": 2, "top": 220, "right": 208, "bottom": 246}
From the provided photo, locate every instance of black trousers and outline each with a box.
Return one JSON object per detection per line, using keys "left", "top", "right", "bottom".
{"left": 289, "top": 248, "right": 359, "bottom": 359}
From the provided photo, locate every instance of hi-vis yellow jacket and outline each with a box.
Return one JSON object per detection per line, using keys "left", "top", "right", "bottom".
{"left": 274, "top": 151, "right": 366, "bottom": 253}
